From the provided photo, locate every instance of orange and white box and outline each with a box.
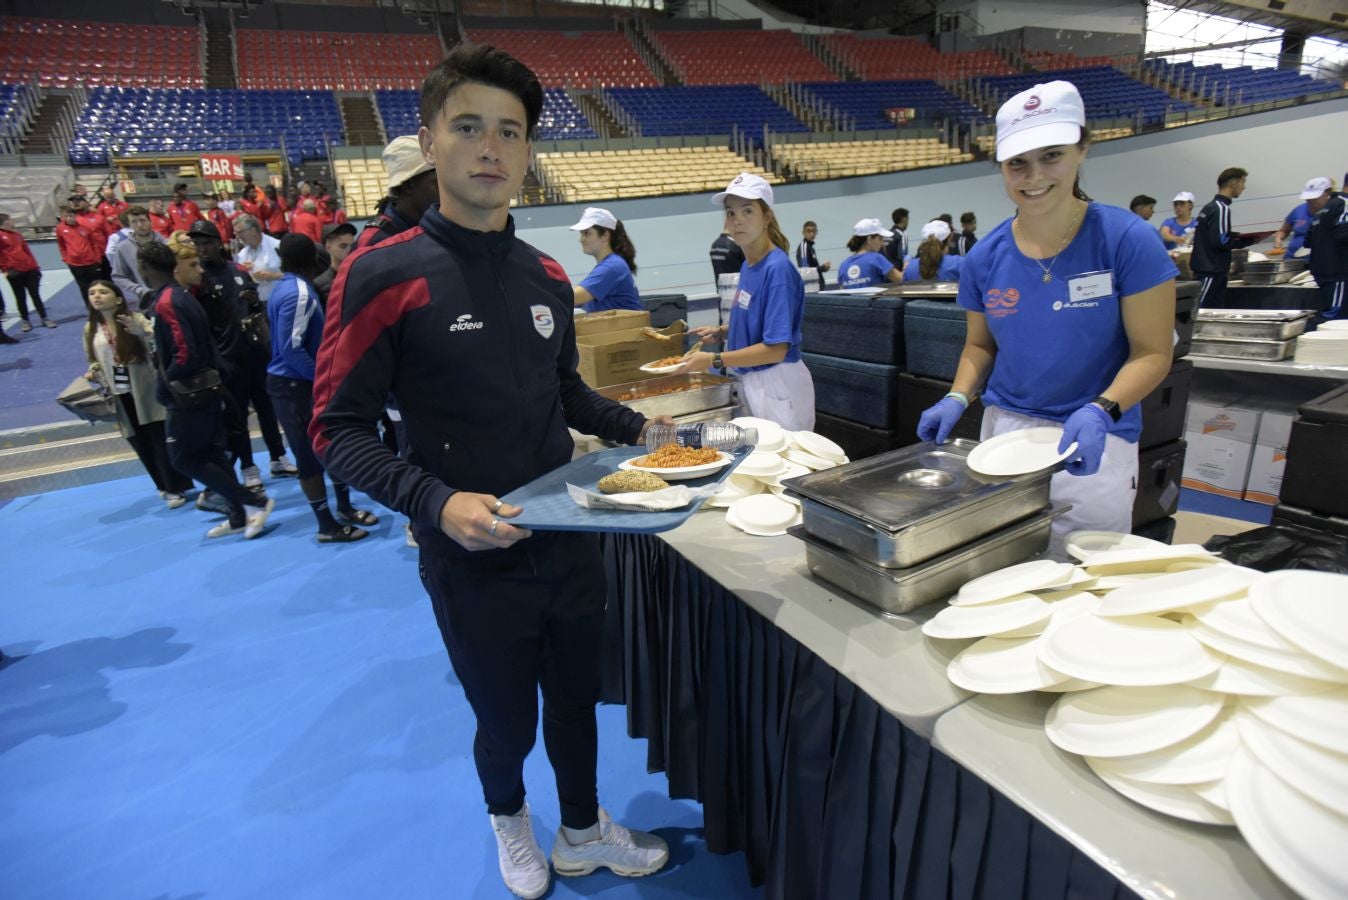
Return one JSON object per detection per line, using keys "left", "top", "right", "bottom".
{"left": 1244, "top": 411, "right": 1295, "bottom": 505}
{"left": 1181, "top": 401, "right": 1260, "bottom": 499}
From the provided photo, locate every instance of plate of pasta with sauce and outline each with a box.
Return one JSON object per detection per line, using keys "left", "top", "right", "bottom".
{"left": 618, "top": 445, "right": 734, "bottom": 479}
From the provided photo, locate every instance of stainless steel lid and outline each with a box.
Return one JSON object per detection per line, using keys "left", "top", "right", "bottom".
{"left": 783, "top": 440, "right": 1044, "bottom": 534}
{"left": 877, "top": 282, "right": 959, "bottom": 298}
{"left": 1197, "top": 309, "right": 1313, "bottom": 322}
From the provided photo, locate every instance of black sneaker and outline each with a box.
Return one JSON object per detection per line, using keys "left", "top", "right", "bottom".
{"left": 0, "top": 331, "right": 16, "bottom": 344}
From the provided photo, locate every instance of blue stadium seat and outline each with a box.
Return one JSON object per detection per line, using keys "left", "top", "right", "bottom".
{"left": 605, "top": 86, "right": 807, "bottom": 143}
{"left": 976, "top": 66, "right": 1195, "bottom": 126}
{"left": 798, "top": 80, "right": 989, "bottom": 129}
{"left": 375, "top": 88, "right": 599, "bottom": 141}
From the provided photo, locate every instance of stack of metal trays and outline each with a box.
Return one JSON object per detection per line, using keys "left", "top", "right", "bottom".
{"left": 1195, "top": 309, "right": 1314, "bottom": 341}
{"left": 782, "top": 440, "right": 1058, "bottom": 615}
{"left": 876, "top": 282, "right": 959, "bottom": 298}
{"left": 1240, "top": 258, "right": 1309, "bottom": 286}
{"left": 598, "top": 373, "right": 737, "bottom": 423}
{"left": 1190, "top": 336, "right": 1298, "bottom": 361}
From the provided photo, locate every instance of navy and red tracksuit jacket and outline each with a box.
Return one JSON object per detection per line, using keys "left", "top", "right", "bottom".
{"left": 355, "top": 208, "right": 415, "bottom": 250}
{"left": 310, "top": 208, "right": 646, "bottom": 561}
{"left": 151, "top": 282, "right": 218, "bottom": 408}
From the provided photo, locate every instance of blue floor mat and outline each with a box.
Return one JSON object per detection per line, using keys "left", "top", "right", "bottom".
{"left": 1, "top": 274, "right": 89, "bottom": 431}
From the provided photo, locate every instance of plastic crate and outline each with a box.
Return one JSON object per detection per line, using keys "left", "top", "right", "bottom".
{"left": 1174, "top": 281, "right": 1198, "bottom": 359}
{"left": 903, "top": 299, "right": 966, "bottom": 380}
{"left": 1279, "top": 383, "right": 1348, "bottom": 518}
{"left": 802, "top": 292, "right": 912, "bottom": 365}
{"left": 812, "top": 411, "right": 905, "bottom": 461}
{"left": 1134, "top": 438, "right": 1186, "bottom": 527}
{"left": 801, "top": 352, "right": 901, "bottom": 429}
{"left": 640, "top": 293, "right": 687, "bottom": 330}
{"left": 1139, "top": 359, "right": 1193, "bottom": 451}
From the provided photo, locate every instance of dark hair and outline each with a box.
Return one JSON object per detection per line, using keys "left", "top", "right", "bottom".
{"left": 1218, "top": 167, "right": 1248, "bottom": 188}
{"left": 802, "top": 220, "right": 817, "bottom": 229}
{"left": 137, "top": 241, "right": 177, "bottom": 277}
{"left": 420, "top": 43, "right": 543, "bottom": 140}
{"left": 960, "top": 211, "right": 976, "bottom": 226}
{"left": 173, "top": 182, "right": 188, "bottom": 192}
{"left": 0, "top": 213, "right": 9, "bottom": 227}
{"left": 58, "top": 204, "right": 73, "bottom": 215}
{"left": 594, "top": 222, "right": 638, "bottom": 274}
{"left": 83, "top": 280, "right": 146, "bottom": 365}
{"left": 1129, "top": 194, "right": 1156, "bottom": 212}
{"left": 122, "top": 205, "right": 148, "bottom": 226}
{"left": 892, "top": 207, "right": 908, "bottom": 225}
{"left": 937, "top": 213, "right": 953, "bottom": 225}
{"left": 919, "top": 235, "right": 946, "bottom": 281}
{"left": 847, "top": 234, "right": 866, "bottom": 252}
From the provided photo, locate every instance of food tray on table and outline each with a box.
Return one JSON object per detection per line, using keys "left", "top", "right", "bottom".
{"left": 1190, "top": 336, "right": 1297, "bottom": 361}
{"left": 1195, "top": 310, "right": 1313, "bottom": 341}
{"left": 597, "top": 373, "right": 735, "bottom": 419}
{"left": 499, "top": 445, "right": 750, "bottom": 533}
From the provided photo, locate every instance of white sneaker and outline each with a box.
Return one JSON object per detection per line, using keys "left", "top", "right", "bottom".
{"left": 164, "top": 492, "right": 187, "bottom": 509}
{"left": 243, "top": 497, "right": 275, "bottom": 539}
{"left": 205, "top": 520, "right": 244, "bottom": 539}
{"left": 490, "top": 804, "right": 550, "bottom": 900}
{"left": 270, "top": 457, "right": 299, "bottom": 477}
{"left": 242, "top": 465, "right": 263, "bottom": 489}
{"left": 404, "top": 522, "right": 418, "bottom": 548}
{"left": 551, "top": 807, "right": 669, "bottom": 879}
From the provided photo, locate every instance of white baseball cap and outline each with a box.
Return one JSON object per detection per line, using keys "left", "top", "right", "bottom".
{"left": 712, "top": 172, "right": 774, "bottom": 208}
{"left": 569, "top": 207, "right": 618, "bottom": 231}
{"left": 1173, "top": 191, "right": 1195, "bottom": 203}
{"left": 920, "top": 220, "right": 952, "bottom": 242}
{"left": 382, "top": 135, "right": 434, "bottom": 190}
{"left": 853, "top": 217, "right": 894, "bottom": 239}
{"left": 995, "top": 80, "right": 1086, "bottom": 162}
{"left": 1300, "top": 176, "right": 1332, "bottom": 200}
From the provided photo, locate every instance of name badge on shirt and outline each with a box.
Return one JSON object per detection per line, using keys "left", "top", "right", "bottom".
{"left": 112, "top": 364, "right": 130, "bottom": 390}
{"left": 736, "top": 289, "right": 752, "bottom": 310}
{"left": 1067, "top": 270, "right": 1114, "bottom": 302}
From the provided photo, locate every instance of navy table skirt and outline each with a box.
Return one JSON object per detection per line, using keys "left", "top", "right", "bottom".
{"left": 599, "top": 532, "right": 1135, "bottom": 900}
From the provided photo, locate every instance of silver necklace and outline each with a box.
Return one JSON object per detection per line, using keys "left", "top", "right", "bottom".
{"left": 1017, "top": 201, "right": 1083, "bottom": 283}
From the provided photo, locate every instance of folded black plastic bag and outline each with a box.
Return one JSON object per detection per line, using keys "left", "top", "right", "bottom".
{"left": 1206, "top": 525, "right": 1348, "bottom": 574}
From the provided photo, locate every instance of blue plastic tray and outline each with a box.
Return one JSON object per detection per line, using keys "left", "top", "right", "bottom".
{"left": 500, "top": 446, "right": 750, "bottom": 533}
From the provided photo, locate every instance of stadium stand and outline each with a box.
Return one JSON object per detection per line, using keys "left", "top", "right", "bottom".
{"left": 974, "top": 66, "right": 1196, "bottom": 125}
{"left": 235, "top": 29, "right": 442, "bottom": 90}
{"left": 331, "top": 156, "right": 386, "bottom": 218}
{"left": 648, "top": 30, "right": 836, "bottom": 85}
{"left": 375, "top": 87, "right": 598, "bottom": 142}
{"left": 0, "top": 17, "right": 202, "bottom": 89}
{"left": 773, "top": 138, "right": 973, "bottom": 180}
{"left": 464, "top": 29, "right": 658, "bottom": 88}
{"left": 1024, "top": 50, "right": 1132, "bottom": 71}
{"left": 798, "top": 80, "right": 989, "bottom": 130}
{"left": 822, "top": 34, "right": 1015, "bottom": 80}
{"left": 69, "top": 88, "right": 343, "bottom": 166}
{"left": 606, "top": 85, "right": 808, "bottom": 139}
{"left": 973, "top": 124, "right": 1133, "bottom": 155}
{"left": 0, "top": 83, "right": 37, "bottom": 154}
{"left": 535, "top": 146, "right": 778, "bottom": 202}
{"left": 1145, "top": 60, "right": 1340, "bottom": 104}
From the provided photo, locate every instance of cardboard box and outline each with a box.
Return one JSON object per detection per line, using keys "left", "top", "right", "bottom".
{"left": 1244, "top": 411, "right": 1294, "bottom": 505}
{"left": 574, "top": 309, "right": 649, "bottom": 339}
{"left": 1181, "top": 401, "right": 1260, "bottom": 499}
{"left": 576, "top": 320, "right": 685, "bottom": 388}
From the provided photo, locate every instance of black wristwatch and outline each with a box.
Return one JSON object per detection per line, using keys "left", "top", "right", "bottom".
{"left": 713, "top": 353, "right": 724, "bottom": 370}
{"left": 1092, "top": 396, "right": 1122, "bottom": 422}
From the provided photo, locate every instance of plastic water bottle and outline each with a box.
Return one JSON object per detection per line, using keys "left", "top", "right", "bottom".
{"left": 643, "top": 422, "right": 758, "bottom": 451}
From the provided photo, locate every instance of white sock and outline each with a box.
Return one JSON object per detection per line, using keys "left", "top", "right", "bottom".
{"left": 563, "top": 822, "right": 600, "bottom": 844}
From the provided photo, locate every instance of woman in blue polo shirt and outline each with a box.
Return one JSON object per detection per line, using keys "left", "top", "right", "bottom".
{"left": 569, "top": 206, "right": 642, "bottom": 313}
{"left": 837, "top": 218, "right": 902, "bottom": 288}
{"left": 680, "top": 173, "right": 815, "bottom": 431}
{"left": 916, "top": 81, "right": 1178, "bottom": 556}
{"left": 1159, "top": 191, "right": 1197, "bottom": 249}
{"left": 902, "top": 220, "right": 964, "bottom": 283}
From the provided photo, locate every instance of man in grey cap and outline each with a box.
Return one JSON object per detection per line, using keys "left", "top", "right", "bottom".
{"left": 356, "top": 134, "right": 439, "bottom": 250}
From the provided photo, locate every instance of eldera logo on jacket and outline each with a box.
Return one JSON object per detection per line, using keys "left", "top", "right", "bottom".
{"left": 449, "top": 313, "right": 484, "bottom": 332}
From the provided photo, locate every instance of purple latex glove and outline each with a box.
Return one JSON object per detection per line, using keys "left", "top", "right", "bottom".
{"left": 1058, "top": 403, "right": 1112, "bottom": 476}
{"left": 917, "top": 396, "right": 967, "bottom": 444}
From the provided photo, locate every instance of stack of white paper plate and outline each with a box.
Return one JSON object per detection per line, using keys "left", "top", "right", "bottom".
{"left": 1295, "top": 329, "right": 1348, "bottom": 365}
{"left": 703, "top": 426, "right": 848, "bottom": 536}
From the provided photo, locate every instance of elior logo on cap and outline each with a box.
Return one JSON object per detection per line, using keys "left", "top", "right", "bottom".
{"left": 732, "top": 175, "right": 744, "bottom": 184}
{"left": 1024, "top": 96, "right": 1041, "bottom": 111}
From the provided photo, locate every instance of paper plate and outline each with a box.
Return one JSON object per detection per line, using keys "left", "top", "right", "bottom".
{"left": 1046, "top": 684, "right": 1224, "bottom": 758}
{"left": 1234, "top": 711, "right": 1348, "bottom": 814}
{"left": 1065, "top": 530, "right": 1164, "bottom": 562}
{"left": 1242, "top": 688, "right": 1348, "bottom": 753}
{"left": 1192, "top": 596, "right": 1297, "bottom": 650}
{"left": 922, "top": 593, "right": 1053, "bottom": 641}
{"left": 1038, "top": 677, "right": 1105, "bottom": 693}
{"left": 1037, "top": 614, "right": 1223, "bottom": 686}
{"left": 734, "top": 452, "right": 788, "bottom": 479}
{"left": 946, "top": 634, "right": 1075, "bottom": 693}
{"left": 1226, "top": 748, "right": 1348, "bottom": 900}
{"left": 967, "top": 427, "right": 1076, "bottom": 477}
{"left": 724, "top": 504, "right": 799, "bottom": 537}
{"left": 1249, "top": 571, "right": 1348, "bottom": 672}
{"left": 998, "top": 591, "right": 1101, "bottom": 638}
{"left": 1084, "top": 572, "right": 1169, "bottom": 591}
{"left": 753, "top": 459, "right": 811, "bottom": 487}
{"left": 1193, "top": 779, "right": 1230, "bottom": 812}
{"left": 952, "top": 560, "right": 1078, "bottom": 606}
{"left": 1084, "top": 710, "right": 1238, "bottom": 785}
{"left": 1184, "top": 616, "right": 1348, "bottom": 683}
{"left": 638, "top": 360, "right": 685, "bottom": 374}
{"left": 619, "top": 452, "right": 734, "bottom": 481}
{"left": 1088, "top": 765, "right": 1234, "bottom": 825}
{"left": 793, "top": 430, "right": 846, "bottom": 463}
{"left": 767, "top": 485, "right": 801, "bottom": 505}
{"left": 705, "top": 473, "right": 765, "bottom": 508}
{"left": 1186, "top": 655, "right": 1343, "bottom": 697}
{"left": 729, "top": 493, "right": 798, "bottom": 533}
{"left": 783, "top": 447, "right": 837, "bottom": 471}
{"left": 1097, "top": 566, "right": 1260, "bottom": 618}
{"left": 731, "top": 416, "right": 787, "bottom": 454}
{"left": 1078, "top": 544, "right": 1218, "bottom": 574}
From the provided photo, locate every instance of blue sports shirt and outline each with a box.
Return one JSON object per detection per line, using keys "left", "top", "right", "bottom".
{"left": 902, "top": 254, "right": 963, "bottom": 283}
{"left": 1159, "top": 216, "right": 1196, "bottom": 250}
{"left": 957, "top": 203, "right": 1179, "bottom": 442}
{"left": 836, "top": 250, "right": 894, "bottom": 288}
{"left": 726, "top": 247, "right": 805, "bottom": 373}
{"left": 1282, "top": 202, "right": 1312, "bottom": 256}
{"left": 579, "top": 253, "right": 642, "bottom": 313}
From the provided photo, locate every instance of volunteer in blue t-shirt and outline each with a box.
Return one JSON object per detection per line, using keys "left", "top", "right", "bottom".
{"left": 1159, "top": 191, "right": 1197, "bottom": 250}
{"left": 903, "top": 220, "right": 964, "bottom": 283}
{"left": 916, "top": 81, "right": 1178, "bottom": 557}
{"left": 679, "top": 173, "right": 815, "bottom": 431}
{"left": 1275, "top": 177, "right": 1332, "bottom": 257}
{"left": 569, "top": 206, "right": 643, "bottom": 313}
{"left": 837, "top": 218, "right": 903, "bottom": 288}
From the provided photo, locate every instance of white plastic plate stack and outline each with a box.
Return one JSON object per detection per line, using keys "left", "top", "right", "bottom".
{"left": 701, "top": 424, "right": 848, "bottom": 537}
{"left": 1294, "top": 329, "right": 1348, "bottom": 365}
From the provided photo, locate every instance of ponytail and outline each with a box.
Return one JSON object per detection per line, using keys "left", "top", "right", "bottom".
{"left": 759, "top": 201, "right": 790, "bottom": 254}
{"left": 847, "top": 234, "right": 866, "bottom": 253}
{"left": 1073, "top": 130, "right": 1093, "bottom": 201}
{"left": 602, "top": 222, "right": 638, "bottom": 274}
{"left": 918, "top": 236, "right": 945, "bottom": 281}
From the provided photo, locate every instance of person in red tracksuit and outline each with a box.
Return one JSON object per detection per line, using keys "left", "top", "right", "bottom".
{"left": 97, "top": 186, "right": 129, "bottom": 225}
{"left": 237, "top": 185, "right": 264, "bottom": 224}
{"left": 290, "top": 200, "right": 323, "bottom": 243}
{"left": 71, "top": 194, "right": 117, "bottom": 245}
{"left": 0, "top": 213, "right": 54, "bottom": 330}
{"left": 56, "top": 205, "right": 103, "bottom": 311}
{"left": 262, "top": 185, "right": 289, "bottom": 237}
{"left": 147, "top": 199, "right": 173, "bottom": 238}
{"left": 204, "top": 194, "right": 234, "bottom": 243}
{"left": 167, "top": 183, "right": 204, "bottom": 233}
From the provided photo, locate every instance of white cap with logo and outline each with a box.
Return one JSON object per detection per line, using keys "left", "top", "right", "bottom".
{"left": 569, "top": 207, "right": 618, "bottom": 231}
{"left": 1173, "top": 191, "right": 1195, "bottom": 203}
{"left": 995, "top": 80, "right": 1086, "bottom": 162}
{"left": 921, "top": 220, "right": 952, "bottom": 242}
{"left": 1300, "top": 176, "right": 1332, "bottom": 200}
{"left": 853, "top": 217, "right": 894, "bottom": 239}
{"left": 382, "top": 135, "right": 435, "bottom": 190}
{"left": 712, "top": 172, "right": 774, "bottom": 208}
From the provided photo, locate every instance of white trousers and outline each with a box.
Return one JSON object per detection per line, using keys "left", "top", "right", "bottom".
{"left": 738, "top": 360, "right": 816, "bottom": 432}
{"left": 981, "top": 407, "right": 1139, "bottom": 561}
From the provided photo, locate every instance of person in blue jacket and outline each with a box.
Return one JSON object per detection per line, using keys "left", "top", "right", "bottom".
{"left": 1275, "top": 177, "right": 1332, "bottom": 258}
{"left": 569, "top": 206, "right": 642, "bottom": 312}
{"left": 916, "top": 80, "right": 1178, "bottom": 558}
{"left": 902, "top": 219, "right": 964, "bottom": 282}
{"left": 1159, "top": 191, "right": 1197, "bottom": 249}
{"left": 680, "top": 172, "right": 816, "bottom": 431}
{"left": 266, "top": 234, "right": 374, "bottom": 543}
{"left": 836, "top": 218, "right": 902, "bottom": 288}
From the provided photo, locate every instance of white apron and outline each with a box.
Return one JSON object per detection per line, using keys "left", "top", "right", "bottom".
{"left": 738, "top": 360, "right": 816, "bottom": 432}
